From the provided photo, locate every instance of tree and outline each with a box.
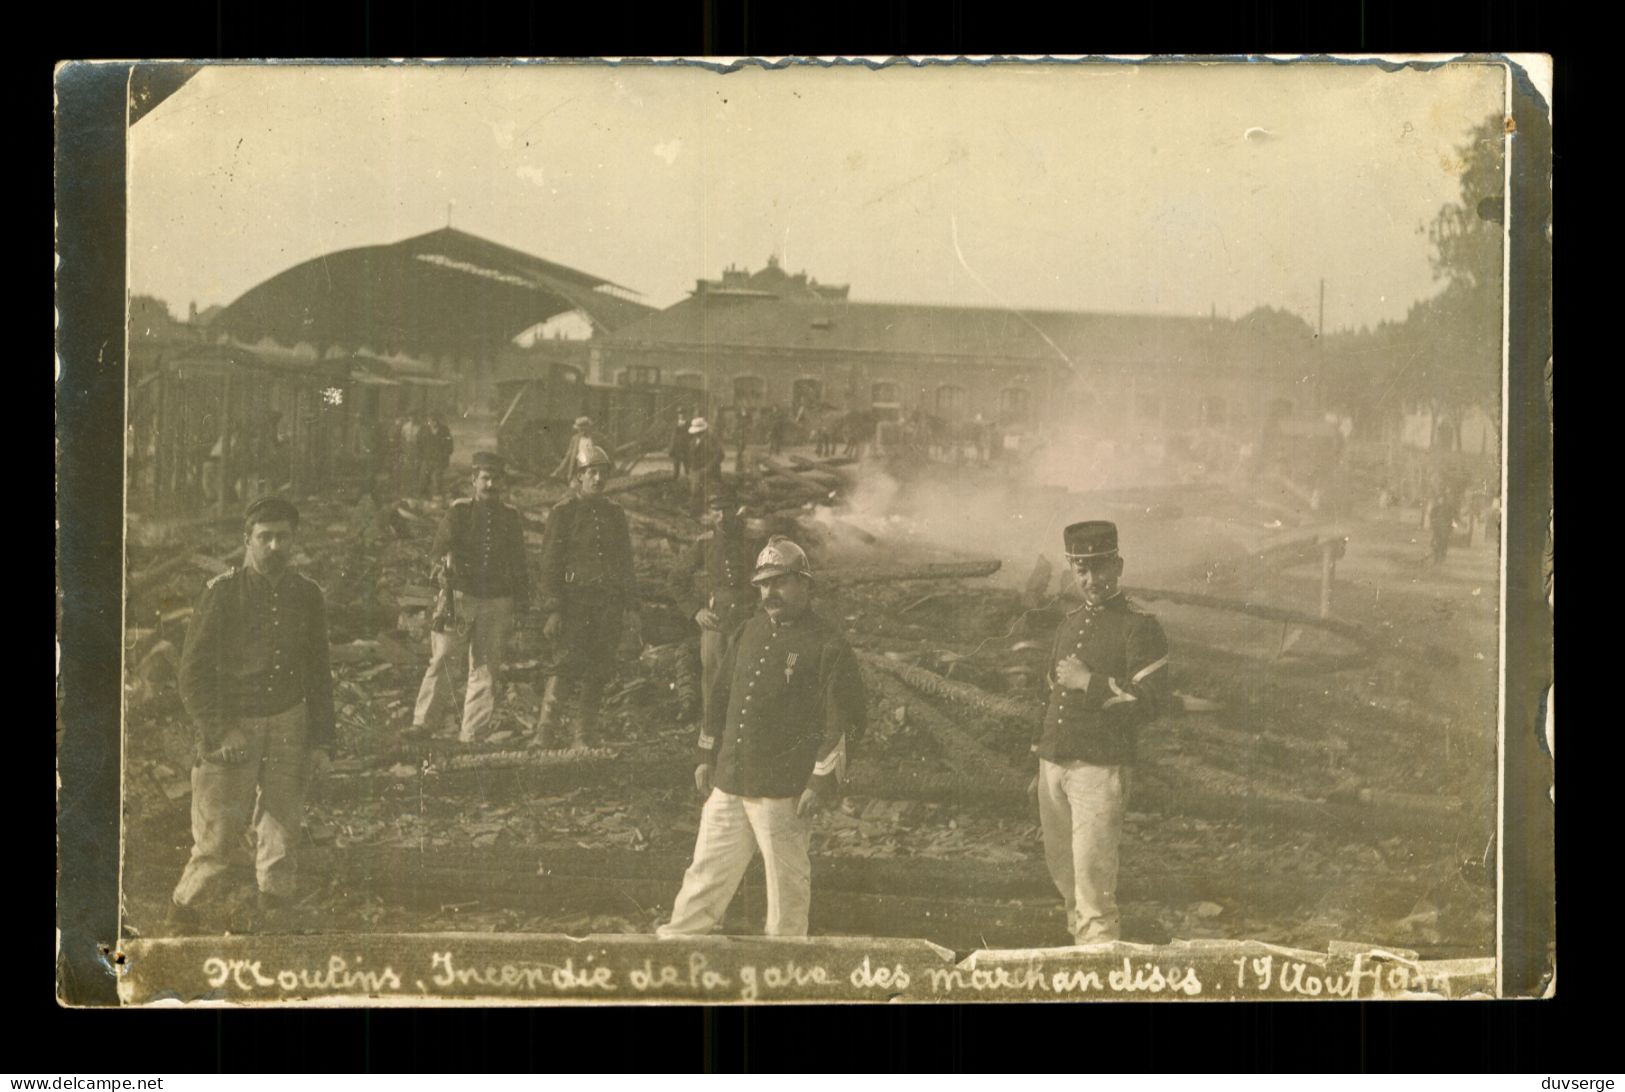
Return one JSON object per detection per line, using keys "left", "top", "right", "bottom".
{"left": 1401, "top": 113, "right": 1507, "bottom": 448}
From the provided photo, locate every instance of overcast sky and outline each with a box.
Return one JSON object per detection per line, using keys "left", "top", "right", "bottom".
{"left": 127, "top": 60, "right": 1505, "bottom": 332}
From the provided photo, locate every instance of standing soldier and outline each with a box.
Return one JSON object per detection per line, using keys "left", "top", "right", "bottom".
{"left": 667, "top": 485, "right": 757, "bottom": 728}
{"left": 535, "top": 443, "right": 640, "bottom": 750}
{"left": 399, "top": 414, "right": 423, "bottom": 498}
{"left": 552, "top": 416, "right": 599, "bottom": 482}
{"left": 410, "top": 451, "right": 529, "bottom": 743}
{"left": 658, "top": 536, "right": 867, "bottom": 938}
{"left": 670, "top": 408, "right": 692, "bottom": 482}
{"left": 168, "top": 496, "right": 335, "bottom": 932}
{"left": 1032, "top": 521, "right": 1170, "bottom": 944}
{"left": 687, "top": 416, "right": 725, "bottom": 517}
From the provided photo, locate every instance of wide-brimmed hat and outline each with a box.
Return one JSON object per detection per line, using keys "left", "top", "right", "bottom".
{"left": 688, "top": 417, "right": 709, "bottom": 435}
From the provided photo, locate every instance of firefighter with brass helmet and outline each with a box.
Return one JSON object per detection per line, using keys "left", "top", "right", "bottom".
{"left": 1032, "top": 519, "right": 1170, "bottom": 944}
{"left": 658, "top": 535, "right": 867, "bottom": 938}
{"left": 534, "top": 441, "right": 640, "bottom": 750}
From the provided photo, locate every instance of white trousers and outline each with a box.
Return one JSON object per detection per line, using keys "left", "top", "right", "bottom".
{"left": 659, "top": 789, "right": 812, "bottom": 938}
{"left": 413, "top": 593, "right": 513, "bottom": 740}
{"left": 1038, "top": 758, "right": 1128, "bottom": 943}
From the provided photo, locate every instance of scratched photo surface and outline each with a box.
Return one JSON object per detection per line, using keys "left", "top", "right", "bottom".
{"left": 116, "top": 59, "right": 1518, "bottom": 1004}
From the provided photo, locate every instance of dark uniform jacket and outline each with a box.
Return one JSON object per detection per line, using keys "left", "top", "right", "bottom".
{"left": 667, "top": 525, "right": 757, "bottom": 631}
{"left": 538, "top": 494, "right": 636, "bottom": 614}
{"left": 434, "top": 497, "right": 530, "bottom": 604}
{"left": 178, "top": 566, "right": 336, "bottom": 753}
{"left": 691, "top": 433, "right": 726, "bottom": 479}
{"left": 1035, "top": 593, "right": 1169, "bottom": 766}
{"left": 698, "top": 609, "right": 867, "bottom": 799}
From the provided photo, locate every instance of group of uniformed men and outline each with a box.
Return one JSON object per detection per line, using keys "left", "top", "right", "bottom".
{"left": 166, "top": 442, "right": 1169, "bottom": 947}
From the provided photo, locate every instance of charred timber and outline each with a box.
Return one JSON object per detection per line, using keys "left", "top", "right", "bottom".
{"left": 823, "top": 560, "right": 1002, "bottom": 586}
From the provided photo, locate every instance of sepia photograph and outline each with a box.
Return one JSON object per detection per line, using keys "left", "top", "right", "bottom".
{"left": 83, "top": 56, "right": 1549, "bottom": 1005}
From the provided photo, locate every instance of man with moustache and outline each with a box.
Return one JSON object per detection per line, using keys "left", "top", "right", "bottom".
{"left": 667, "top": 484, "right": 757, "bottom": 728}
{"left": 1032, "top": 520, "right": 1170, "bottom": 944}
{"left": 168, "top": 496, "right": 335, "bottom": 932}
{"left": 658, "top": 536, "right": 867, "bottom": 938}
{"left": 535, "top": 442, "right": 639, "bottom": 750}
{"left": 411, "top": 451, "right": 529, "bottom": 743}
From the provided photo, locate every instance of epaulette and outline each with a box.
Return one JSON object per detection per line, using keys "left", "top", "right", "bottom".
{"left": 205, "top": 566, "right": 238, "bottom": 590}
{"left": 450, "top": 497, "right": 472, "bottom": 507}
{"left": 697, "top": 530, "right": 715, "bottom": 541}
{"left": 552, "top": 495, "right": 578, "bottom": 511}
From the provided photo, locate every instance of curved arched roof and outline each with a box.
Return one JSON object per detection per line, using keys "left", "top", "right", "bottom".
{"left": 217, "top": 227, "right": 653, "bottom": 358}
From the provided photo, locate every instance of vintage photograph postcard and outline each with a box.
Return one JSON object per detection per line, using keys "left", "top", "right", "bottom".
{"left": 62, "top": 55, "right": 1552, "bottom": 1005}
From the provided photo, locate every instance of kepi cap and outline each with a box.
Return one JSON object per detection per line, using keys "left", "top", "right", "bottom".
{"left": 573, "top": 416, "right": 593, "bottom": 430}
{"left": 688, "top": 417, "right": 709, "bottom": 435}
{"left": 1063, "top": 520, "right": 1118, "bottom": 560}
{"left": 245, "top": 495, "right": 300, "bottom": 526}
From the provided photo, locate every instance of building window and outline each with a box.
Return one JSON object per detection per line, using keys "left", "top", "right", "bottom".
{"left": 1135, "top": 393, "right": 1163, "bottom": 421}
{"left": 936, "top": 385, "right": 965, "bottom": 417}
{"left": 871, "top": 381, "right": 899, "bottom": 406}
{"left": 999, "top": 387, "right": 1031, "bottom": 420}
{"left": 1199, "top": 396, "right": 1227, "bottom": 427}
{"left": 673, "top": 373, "right": 704, "bottom": 389}
{"left": 620, "top": 365, "right": 660, "bottom": 386}
{"left": 792, "top": 378, "right": 823, "bottom": 412}
{"left": 733, "top": 375, "right": 765, "bottom": 407}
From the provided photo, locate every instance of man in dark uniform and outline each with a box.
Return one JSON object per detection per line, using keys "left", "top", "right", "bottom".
{"left": 658, "top": 536, "right": 867, "bottom": 938}
{"left": 536, "top": 442, "right": 640, "bottom": 749}
{"left": 667, "top": 484, "right": 757, "bottom": 728}
{"left": 169, "top": 496, "right": 335, "bottom": 931}
{"left": 670, "top": 408, "right": 691, "bottom": 481}
{"left": 411, "top": 451, "right": 529, "bottom": 742}
{"left": 1032, "top": 520, "right": 1170, "bottom": 944}
{"left": 687, "top": 416, "right": 726, "bottom": 517}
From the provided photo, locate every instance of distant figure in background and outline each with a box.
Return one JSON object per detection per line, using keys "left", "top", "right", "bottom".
{"left": 767, "top": 405, "right": 787, "bottom": 456}
{"left": 552, "top": 416, "right": 598, "bottom": 482}
{"left": 1427, "top": 491, "right": 1458, "bottom": 565}
{"left": 423, "top": 415, "right": 453, "bottom": 498}
{"left": 386, "top": 415, "right": 408, "bottom": 494}
{"left": 819, "top": 409, "right": 837, "bottom": 458}
{"left": 734, "top": 408, "right": 752, "bottom": 474}
{"left": 688, "top": 417, "right": 725, "bottom": 516}
{"left": 398, "top": 414, "right": 424, "bottom": 499}
{"left": 670, "top": 408, "right": 692, "bottom": 481}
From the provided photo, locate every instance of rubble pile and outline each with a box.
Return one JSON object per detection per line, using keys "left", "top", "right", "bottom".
{"left": 121, "top": 456, "right": 1497, "bottom": 954}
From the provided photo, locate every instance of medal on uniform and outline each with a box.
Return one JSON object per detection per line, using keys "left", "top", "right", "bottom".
{"left": 784, "top": 651, "right": 799, "bottom": 684}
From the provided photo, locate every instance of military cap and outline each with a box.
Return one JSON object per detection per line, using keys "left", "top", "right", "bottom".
{"left": 471, "top": 451, "right": 506, "bottom": 472}
{"left": 1063, "top": 520, "right": 1118, "bottom": 560}
{"left": 752, "top": 535, "right": 812, "bottom": 584}
{"left": 244, "top": 495, "right": 300, "bottom": 527}
{"left": 688, "top": 417, "right": 710, "bottom": 435}
{"left": 573, "top": 416, "right": 593, "bottom": 430}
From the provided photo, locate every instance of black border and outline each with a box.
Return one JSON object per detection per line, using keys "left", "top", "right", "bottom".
{"left": 52, "top": 1, "right": 1575, "bottom": 1074}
